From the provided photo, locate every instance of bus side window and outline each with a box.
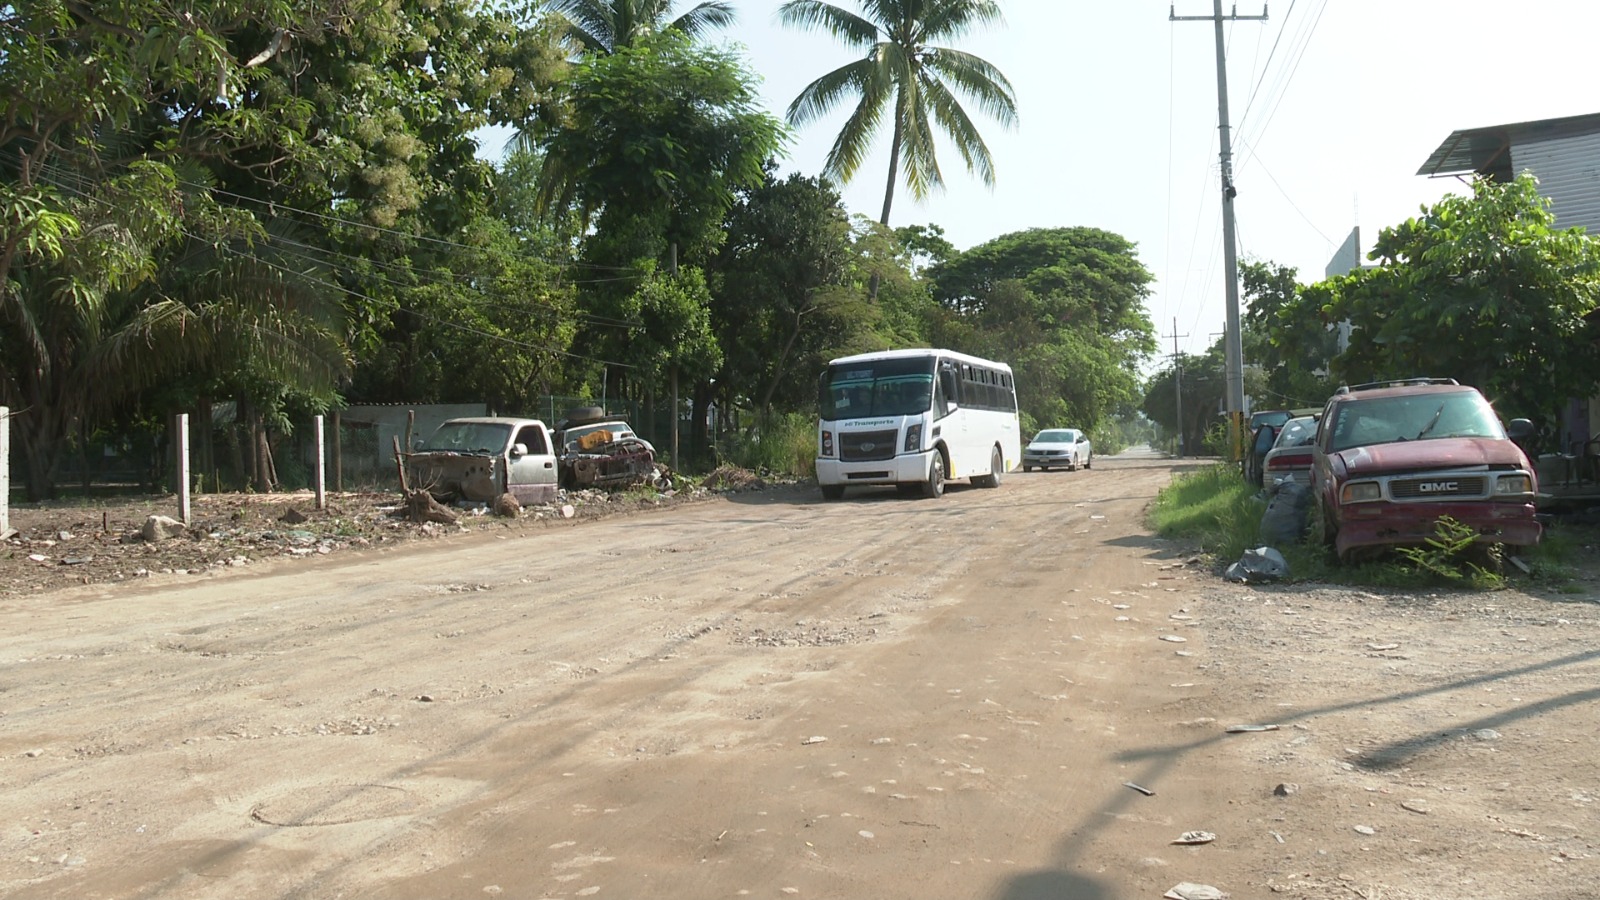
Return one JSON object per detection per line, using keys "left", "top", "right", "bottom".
{"left": 937, "top": 367, "right": 958, "bottom": 417}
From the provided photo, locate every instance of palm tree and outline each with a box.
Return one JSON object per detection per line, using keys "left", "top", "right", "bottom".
{"left": 779, "top": 0, "right": 1018, "bottom": 226}
{"left": 544, "top": 0, "right": 736, "bottom": 55}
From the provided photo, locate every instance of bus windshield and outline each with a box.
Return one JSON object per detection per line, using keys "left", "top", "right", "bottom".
{"left": 820, "top": 357, "right": 935, "bottom": 420}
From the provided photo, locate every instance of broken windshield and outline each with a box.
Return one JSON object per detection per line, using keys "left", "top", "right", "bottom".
{"left": 1327, "top": 392, "right": 1503, "bottom": 452}
{"left": 421, "top": 422, "right": 513, "bottom": 454}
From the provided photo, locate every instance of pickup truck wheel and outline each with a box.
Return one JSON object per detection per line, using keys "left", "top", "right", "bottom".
{"left": 820, "top": 484, "right": 845, "bottom": 500}
{"left": 1084, "top": 453, "right": 1092, "bottom": 470}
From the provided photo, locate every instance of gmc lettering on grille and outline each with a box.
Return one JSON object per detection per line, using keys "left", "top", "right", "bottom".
{"left": 1418, "top": 481, "right": 1458, "bottom": 493}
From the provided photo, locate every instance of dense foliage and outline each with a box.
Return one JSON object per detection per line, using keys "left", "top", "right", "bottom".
{"left": 1, "top": 0, "right": 1163, "bottom": 497}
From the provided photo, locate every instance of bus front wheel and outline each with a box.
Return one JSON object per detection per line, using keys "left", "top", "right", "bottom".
{"left": 820, "top": 484, "right": 845, "bottom": 500}
{"left": 921, "top": 452, "right": 946, "bottom": 499}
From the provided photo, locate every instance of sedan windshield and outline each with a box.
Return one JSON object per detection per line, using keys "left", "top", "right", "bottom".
{"left": 1327, "top": 392, "right": 1504, "bottom": 452}
{"left": 421, "top": 422, "right": 512, "bottom": 454}
{"left": 1032, "top": 430, "right": 1077, "bottom": 443}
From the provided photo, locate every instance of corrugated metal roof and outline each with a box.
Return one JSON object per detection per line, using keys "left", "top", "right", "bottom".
{"left": 1416, "top": 112, "right": 1600, "bottom": 177}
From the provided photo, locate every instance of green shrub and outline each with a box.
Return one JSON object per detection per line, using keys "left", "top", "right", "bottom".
{"left": 722, "top": 412, "right": 816, "bottom": 476}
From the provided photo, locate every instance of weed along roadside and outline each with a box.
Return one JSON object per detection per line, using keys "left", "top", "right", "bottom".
{"left": 1150, "top": 462, "right": 1589, "bottom": 590}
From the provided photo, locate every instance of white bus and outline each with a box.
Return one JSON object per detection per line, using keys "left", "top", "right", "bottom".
{"left": 815, "top": 348, "right": 1021, "bottom": 499}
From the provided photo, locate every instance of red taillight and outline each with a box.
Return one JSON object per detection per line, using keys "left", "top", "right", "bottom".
{"left": 821, "top": 430, "right": 834, "bottom": 456}
{"left": 1267, "top": 451, "right": 1312, "bottom": 470}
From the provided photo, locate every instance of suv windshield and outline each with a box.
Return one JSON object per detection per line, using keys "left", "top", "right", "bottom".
{"left": 422, "top": 422, "right": 512, "bottom": 454}
{"left": 1326, "top": 391, "right": 1505, "bottom": 452}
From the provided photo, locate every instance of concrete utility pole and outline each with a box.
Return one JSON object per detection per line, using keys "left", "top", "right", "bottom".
{"left": 1171, "top": 0, "right": 1266, "bottom": 459}
{"left": 1164, "top": 319, "right": 1189, "bottom": 457}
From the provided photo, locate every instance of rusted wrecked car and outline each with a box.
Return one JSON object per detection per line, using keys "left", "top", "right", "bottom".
{"left": 555, "top": 407, "right": 671, "bottom": 490}
{"left": 406, "top": 417, "right": 559, "bottom": 505}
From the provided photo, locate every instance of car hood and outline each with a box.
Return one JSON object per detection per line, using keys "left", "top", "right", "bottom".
{"left": 1026, "top": 441, "right": 1075, "bottom": 450}
{"left": 1335, "top": 437, "right": 1528, "bottom": 477}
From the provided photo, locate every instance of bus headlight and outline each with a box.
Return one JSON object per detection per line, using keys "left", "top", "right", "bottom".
{"left": 1495, "top": 474, "right": 1532, "bottom": 495}
{"left": 904, "top": 423, "right": 923, "bottom": 453}
{"left": 1341, "top": 481, "right": 1381, "bottom": 503}
{"left": 821, "top": 430, "right": 834, "bottom": 457}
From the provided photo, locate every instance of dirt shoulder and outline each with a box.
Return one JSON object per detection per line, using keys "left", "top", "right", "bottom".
{"left": 0, "top": 467, "right": 789, "bottom": 598}
{"left": 1, "top": 457, "right": 1597, "bottom": 900}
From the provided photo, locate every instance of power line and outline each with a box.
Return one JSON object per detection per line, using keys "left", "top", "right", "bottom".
{"left": 1234, "top": 0, "right": 1297, "bottom": 137}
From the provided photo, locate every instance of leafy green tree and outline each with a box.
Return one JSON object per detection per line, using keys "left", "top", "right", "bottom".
{"left": 779, "top": 0, "right": 1018, "bottom": 225}
{"left": 925, "top": 227, "right": 1157, "bottom": 434}
{"left": 1318, "top": 174, "right": 1600, "bottom": 424}
{"left": 543, "top": 0, "right": 735, "bottom": 54}
{"left": 1240, "top": 259, "right": 1338, "bottom": 409}
{"left": 711, "top": 172, "right": 865, "bottom": 420}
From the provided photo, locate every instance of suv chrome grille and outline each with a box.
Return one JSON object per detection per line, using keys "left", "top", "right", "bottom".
{"left": 1389, "top": 476, "right": 1486, "bottom": 500}
{"left": 840, "top": 428, "right": 898, "bottom": 462}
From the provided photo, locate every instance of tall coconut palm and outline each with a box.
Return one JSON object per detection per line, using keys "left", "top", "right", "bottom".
{"left": 544, "top": 0, "right": 736, "bottom": 55}
{"left": 779, "top": 0, "right": 1018, "bottom": 226}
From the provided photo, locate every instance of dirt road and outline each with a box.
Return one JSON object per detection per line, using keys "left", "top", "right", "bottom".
{"left": 3, "top": 456, "right": 1597, "bottom": 899}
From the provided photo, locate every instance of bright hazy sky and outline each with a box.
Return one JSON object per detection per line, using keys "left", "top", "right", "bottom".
{"left": 488, "top": 1, "right": 1600, "bottom": 362}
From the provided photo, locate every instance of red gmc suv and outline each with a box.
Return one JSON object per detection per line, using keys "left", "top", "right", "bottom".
{"left": 1309, "top": 379, "right": 1540, "bottom": 562}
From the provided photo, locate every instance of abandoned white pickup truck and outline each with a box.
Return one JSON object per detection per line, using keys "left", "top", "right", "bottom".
{"left": 406, "top": 417, "right": 559, "bottom": 505}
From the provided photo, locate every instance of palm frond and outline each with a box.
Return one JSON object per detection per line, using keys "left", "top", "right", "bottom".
{"left": 671, "top": 1, "right": 737, "bottom": 40}
{"left": 920, "top": 0, "right": 1004, "bottom": 41}
{"left": 785, "top": 57, "right": 880, "bottom": 126}
{"left": 778, "top": 0, "right": 881, "bottom": 48}
{"left": 918, "top": 70, "right": 995, "bottom": 186}
{"left": 544, "top": 0, "right": 618, "bottom": 52}
{"left": 823, "top": 87, "right": 889, "bottom": 185}
{"left": 895, "top": 79, "right": 944, "bottom": 200}
{"left": 922, "top": 46, "right": 1017, "bottom": 126}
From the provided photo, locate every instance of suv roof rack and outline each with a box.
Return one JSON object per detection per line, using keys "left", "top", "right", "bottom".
{"left": 1334, "top": 377, "right": 1459, "bottom": 395}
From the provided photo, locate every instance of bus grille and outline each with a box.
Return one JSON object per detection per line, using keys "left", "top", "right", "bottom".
{"left": 840, "top": 429, "right": 898, "bottom": 462}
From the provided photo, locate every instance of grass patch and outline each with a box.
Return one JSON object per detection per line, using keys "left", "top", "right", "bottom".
{"left": 1146, "top": 464, "right": 1260, "bottom": 561}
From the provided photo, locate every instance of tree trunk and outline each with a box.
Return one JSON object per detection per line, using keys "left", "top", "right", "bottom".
{"left": 868, "top": 100, "right": 907, "bottom": 303}
{"left": 252, "top": 409, "right": 275, "bottom": 493}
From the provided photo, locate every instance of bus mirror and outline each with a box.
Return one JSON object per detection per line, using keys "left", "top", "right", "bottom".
{"left": 946, "top": 400, "right": 958, "bottom": 415}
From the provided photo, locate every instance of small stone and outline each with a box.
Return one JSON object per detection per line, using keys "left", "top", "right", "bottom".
{"left": 1353, "top": 824, "right": 1376, "bottom": 835}
{"left": 1159, "top": 635, "right": 1188, "bottom": 643}
{"left": 1400, "top": 800, "right": 1430, "bottom": 814}
{"left": 1473, "top": 729, "right": 1502, "bottom": 741}
{"left": 858, "top": 830, "right": 874, "bottom": 839}
{"left": 561, "top": 504, "right": 576, "bottom": 519}
{"left": 279, "top": 508, "right": 308, "bottom": 524}
{"left": 1273, "top": 782, "right": 1298, "bottom": 797}
{"left": 801, "top": 736, "right": 828, "bottom": 745}
{"left": 23, "top": 748, "right": 44, "bottom": 758}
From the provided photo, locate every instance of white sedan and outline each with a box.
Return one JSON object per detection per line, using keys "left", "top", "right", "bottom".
{"left": 1022, "top": 428, "right": 1093, "bottom": 472}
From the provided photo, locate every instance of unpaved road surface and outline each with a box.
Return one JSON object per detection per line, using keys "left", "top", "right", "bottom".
{"left": 3, "top": 455, "right": 1598, "bottom": 900}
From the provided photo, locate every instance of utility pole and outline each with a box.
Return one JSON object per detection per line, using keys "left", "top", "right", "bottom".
{"left": 1171, "top": 0, "right": 1266, "bottom": 460}
{"left": 1164, "top": 318, "right": 1189, "bottom": 458}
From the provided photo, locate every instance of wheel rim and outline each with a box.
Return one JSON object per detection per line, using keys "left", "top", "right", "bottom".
{"left": 990, "top": 448, "right": 1002, "bottom": 482}
{"left": 931, "top": 454, "right": 945, "bottom": 495}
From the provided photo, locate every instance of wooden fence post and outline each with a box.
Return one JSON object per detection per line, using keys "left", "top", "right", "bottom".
{"left": 331, "top": 409, "right": 343, "bottom": 493}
